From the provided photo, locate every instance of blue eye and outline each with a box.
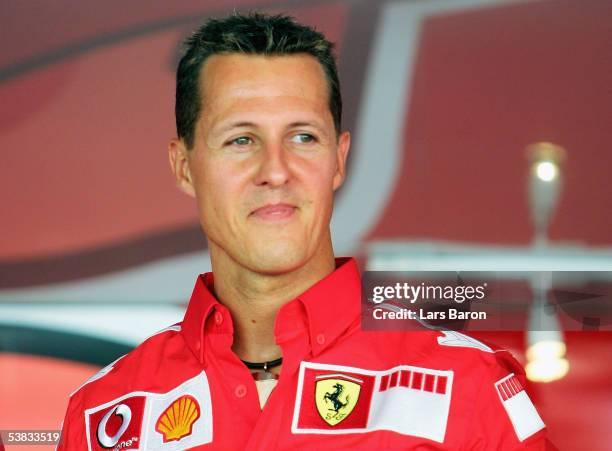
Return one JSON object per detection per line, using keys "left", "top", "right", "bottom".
{"left": 292, "top": 133, "right": 315, "bottom": 144}
{"left": 230, "top": 136, "right": 253, "bottom": 146}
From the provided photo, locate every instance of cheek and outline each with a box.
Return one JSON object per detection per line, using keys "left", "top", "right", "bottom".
{"left": 192, "top": 158, "right": 248, "bottom": 224}
{"left": 300, "top": 157, "right": 337, "bottom": 210}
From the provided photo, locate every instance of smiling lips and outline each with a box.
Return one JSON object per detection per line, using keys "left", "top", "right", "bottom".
{"left": 251, "top": 203, "right": 297, "bottom": 221}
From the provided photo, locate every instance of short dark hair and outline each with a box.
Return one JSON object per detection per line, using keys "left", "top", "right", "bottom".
{"left": 175, "top": 12, "right": 342, "bottom": 149}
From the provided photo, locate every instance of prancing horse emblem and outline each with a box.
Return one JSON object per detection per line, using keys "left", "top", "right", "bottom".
{"left": 315, "top": 374, "right": 362, "bottom": 426}
{"left": 324, "top": 383, "right": 349, "bottom": 413}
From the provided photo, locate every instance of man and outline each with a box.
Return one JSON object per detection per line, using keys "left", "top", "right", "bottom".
{"left": 58, "top": 12, "right": 550, "bottom": 450}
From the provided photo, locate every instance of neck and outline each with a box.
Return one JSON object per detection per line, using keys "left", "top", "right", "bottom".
{"left": 208, "top": 236, "right": 336, "bottom": 363}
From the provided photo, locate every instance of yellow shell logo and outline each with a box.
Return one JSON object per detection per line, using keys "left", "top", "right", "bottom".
{"left": 155, "top": 395, "right": 201, "bottom": 442}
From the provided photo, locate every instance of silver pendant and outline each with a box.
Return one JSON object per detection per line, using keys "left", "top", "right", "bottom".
{"left": 252, "top": 370, "right": 279, "bottom": 381}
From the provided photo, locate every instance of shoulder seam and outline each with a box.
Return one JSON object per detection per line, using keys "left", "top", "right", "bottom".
{"left": 70, "top": 323, "right": 183, "bottom": 397}
{"left": 436, "top": 330, "right": 498, "bottom": 353}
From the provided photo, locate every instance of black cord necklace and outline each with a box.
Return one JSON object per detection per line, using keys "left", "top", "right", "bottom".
{"left": 240, "top": 357, "right": 283, "bottom": 371}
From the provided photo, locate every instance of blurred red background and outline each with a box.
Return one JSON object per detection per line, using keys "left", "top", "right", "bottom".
{"left": 1, "top": 1, "right": 610, "bottom": 450}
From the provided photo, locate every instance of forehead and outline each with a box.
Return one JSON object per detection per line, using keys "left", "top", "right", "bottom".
{"left": 198, "top": 53, "right": 330, "bottom": 116}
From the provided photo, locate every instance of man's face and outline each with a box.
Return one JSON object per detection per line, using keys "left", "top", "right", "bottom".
{"left": 170, "top": 53, "right": 350, "bottom": 275}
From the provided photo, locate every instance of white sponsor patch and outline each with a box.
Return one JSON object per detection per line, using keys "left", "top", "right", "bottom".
{"left": 84, "top": 371, "right": 213, "bottom": 450}
{"left": 292, "top": 361, "right": 453, "bottom": 443}
{"left": 495, "top": 373, "right": 545, "bottom": 441}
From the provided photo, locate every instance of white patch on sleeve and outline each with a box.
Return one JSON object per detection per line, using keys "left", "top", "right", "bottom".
{"left": 437, "top": 330, "right": 494, "bottom": 353}
{"left": 495, "top": 374, "right": 545, "bottom": 441}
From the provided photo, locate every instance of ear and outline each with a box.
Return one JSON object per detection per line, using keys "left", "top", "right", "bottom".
{"left": 168, "top": 138, "right": 196, "bottom": 197}
{"left": 332, "top": 131, "right": 351, "bottom": 191}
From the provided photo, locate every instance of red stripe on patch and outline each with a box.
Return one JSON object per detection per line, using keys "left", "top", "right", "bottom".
{"left": 423, "top": 374, "right": 435, "bottom": 392}
{"left": 507, "top": 380, "right": 517, "bottom": 397}
{"left": 504, "top": 381, "right": 514, "bottom": 397}
{"left": 411, "top": 372, "right": 423, "bottom": 390}
{"left": 400, "top": 370, "right": 411, "bottom": 387}
{"left": 436, "top": 375, "right": 447, "bottom": 394}
{"left": 511, "top": 376, "right": 522, "bottom": 393}
{"left": 380, "top": 374, "right": 390, "bottom": 391}
{"left": 389, "top": 371, "right": 398, "bottom": 388}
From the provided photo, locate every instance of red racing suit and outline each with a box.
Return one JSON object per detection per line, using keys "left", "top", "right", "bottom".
{"left": 58, "top": 257, "right": 550, "bottom": 450}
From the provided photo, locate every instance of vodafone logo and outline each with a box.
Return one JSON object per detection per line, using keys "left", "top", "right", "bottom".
{"left": 87, "top": 396, "right": 145, "bottom": 451}
{"left": 97, "top": 404, "right": 131, "bottom": 448}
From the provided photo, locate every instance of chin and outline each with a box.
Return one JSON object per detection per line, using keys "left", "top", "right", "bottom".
{"left": 246, "top": 242, "right": 310, "bottom": 275}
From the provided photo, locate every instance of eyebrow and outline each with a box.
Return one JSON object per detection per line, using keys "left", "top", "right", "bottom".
{"left": 216, "top": 121, "right": 255, "bottom": 134}
{"left": 214, "top": 120, "right": 325, "bottom": 135}
{"left": 288, "top": 121, "right": 322, "bottom": 128}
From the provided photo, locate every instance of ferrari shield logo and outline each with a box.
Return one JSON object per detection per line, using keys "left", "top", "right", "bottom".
{"left": 315, "top": 374, "right": 362, "bottom": 426}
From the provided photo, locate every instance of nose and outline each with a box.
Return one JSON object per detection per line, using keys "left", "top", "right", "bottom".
{"left": 253, "top": 140, "right": 291, "bottom": 187}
